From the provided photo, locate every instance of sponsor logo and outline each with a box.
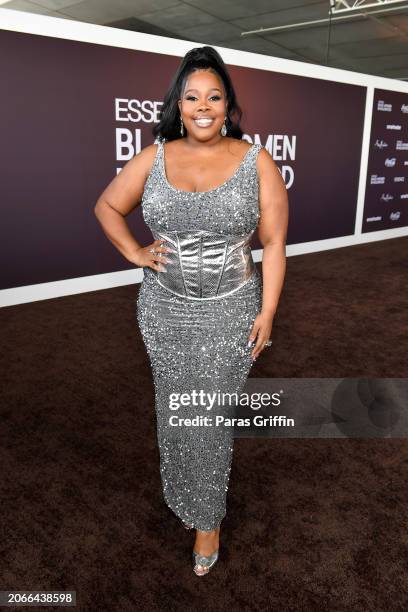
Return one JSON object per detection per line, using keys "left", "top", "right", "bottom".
{"left": 380, "top": 193, "right": 393, "bottom": 202}
{"left": 374, "top": 139, "right": 388, "bottom": 149}
{"left": 367, "top": 216, "right": 382, "bottom": 222}
{"left": 377, "top": 100, "right": 392, "bottom": 112}
{"left": 386, "top": 124, "right": 402, "bottom": 130}
{"left": 394, "top": 176, "right": 405, "bottom": 182}
{"left": 401, "top": 104, "right": 408, "bottom": 113}
{"left": 390, "top": 211, "right": 401, "bottom": 220}
{"left": 396, "top": 140, "right": 408, "bottom": 150}
{"left": 401, "top": 193, "right": 408, "bottom": 199}
{"left": 385, "top": 158, "right": 396, "bottom": 167}
{"left": 370, "top": 175, "right": 385, "bottom": 184}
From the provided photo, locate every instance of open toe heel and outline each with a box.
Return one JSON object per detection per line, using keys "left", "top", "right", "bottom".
{"left": 192, "top": 549, "right": 219, "bottom": 576}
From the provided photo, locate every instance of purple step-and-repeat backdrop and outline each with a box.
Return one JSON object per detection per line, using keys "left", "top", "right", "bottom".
{"left": 363, "top": 88, "right": 408, "bottom": 233}
{"left": 0, "top": 29, "right": 371, "bottom": 291}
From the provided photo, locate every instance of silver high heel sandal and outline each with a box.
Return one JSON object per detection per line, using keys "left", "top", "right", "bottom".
{"left": 181, "top": 519, "right": 193, "bottom": 530}
{"left": 192, "top": 549, "right": 219, "bottom": 576}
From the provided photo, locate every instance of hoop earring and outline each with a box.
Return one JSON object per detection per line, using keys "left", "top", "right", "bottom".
{"left": 220, "top": 116, "right": 227, "bottom": 137}
{"left": 180, "top": 116, "right": 184, "bottom": 137}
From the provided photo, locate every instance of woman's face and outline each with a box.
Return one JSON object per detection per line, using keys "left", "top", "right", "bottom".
{"left": 178, "top": 69, "right": 227, "bottom": 142}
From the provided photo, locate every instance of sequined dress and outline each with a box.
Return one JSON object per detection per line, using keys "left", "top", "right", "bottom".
{"left": 136, "top": 141, "right": 263, "bottom": 531}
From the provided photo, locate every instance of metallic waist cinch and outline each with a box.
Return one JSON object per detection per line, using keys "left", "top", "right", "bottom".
{"left": 150, "top": 229, "right": 256, "bottom": 300}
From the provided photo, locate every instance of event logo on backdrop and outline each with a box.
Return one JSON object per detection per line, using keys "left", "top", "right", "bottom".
{"left": 1, "top": 29, "right": 367, "bottom": 290}
{"left": 362, "top": 88, "right": 408, "bottom": 233}
{"left": 114, "top": 97, "right": 297, "bottom": 189}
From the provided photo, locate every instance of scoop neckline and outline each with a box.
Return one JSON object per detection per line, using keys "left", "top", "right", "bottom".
{"left": 160, "top": 142, "right": 256, "bottom": 195}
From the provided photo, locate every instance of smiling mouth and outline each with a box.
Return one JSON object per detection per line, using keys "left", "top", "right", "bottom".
{"left": 194, "top": 118, "right": 214, "bottom": 127}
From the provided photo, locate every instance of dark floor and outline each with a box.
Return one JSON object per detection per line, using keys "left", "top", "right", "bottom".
{"left": 1, "top": 236, "right": 407, "bottom": 611}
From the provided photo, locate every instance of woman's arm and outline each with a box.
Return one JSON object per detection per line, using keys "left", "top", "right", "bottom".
{"left": 94, "top": 144, "right": 171, "bottom": 271}
{"left": 248, "top": 148, "right": 289, "bottom": 360}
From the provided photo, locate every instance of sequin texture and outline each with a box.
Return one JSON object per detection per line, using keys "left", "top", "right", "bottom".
{"left": 136, "top": 141, "right": 263, "bottom": 530}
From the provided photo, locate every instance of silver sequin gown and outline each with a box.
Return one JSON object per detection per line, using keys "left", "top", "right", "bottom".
{"left": 136, "top": 141, "right": 263, "bottom": 531}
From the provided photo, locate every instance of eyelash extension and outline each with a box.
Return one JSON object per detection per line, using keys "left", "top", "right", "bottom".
{"left": 185, "top": 95, "right": 221, "bottom": 101}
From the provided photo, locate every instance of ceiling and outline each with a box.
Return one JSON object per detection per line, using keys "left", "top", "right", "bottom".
{"left": 1, "top": 0, "right": 408, "bottom": 80}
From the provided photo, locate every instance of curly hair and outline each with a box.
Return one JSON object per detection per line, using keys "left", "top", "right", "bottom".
{"left": 152, "top": 46, "right": 243, "bottom": 142}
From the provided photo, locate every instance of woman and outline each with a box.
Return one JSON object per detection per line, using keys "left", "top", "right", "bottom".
{"left": 94, "top": 46, "right": 288, "bottom": 576}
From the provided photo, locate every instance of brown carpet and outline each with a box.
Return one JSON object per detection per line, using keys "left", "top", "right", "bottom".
{"left": 1, "top": 236, "right": 407, "bottom": 611}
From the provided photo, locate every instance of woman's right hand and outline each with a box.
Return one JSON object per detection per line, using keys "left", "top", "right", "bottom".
{"left": 129, "top": 239, "right": 172, "bottom": 272}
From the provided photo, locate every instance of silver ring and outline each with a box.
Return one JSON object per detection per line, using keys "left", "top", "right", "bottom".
{"left": 148, "top": 248, "right": 156, "bottom": 254}
{"left": 264, "top": 340, "right": 273, "bottom": 347}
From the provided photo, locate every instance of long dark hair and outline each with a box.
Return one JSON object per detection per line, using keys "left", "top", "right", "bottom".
{"left": 152, "top": 46, "right": 243, "bottom": 142}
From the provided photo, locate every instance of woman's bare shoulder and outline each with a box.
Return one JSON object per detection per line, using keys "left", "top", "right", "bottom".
{"left": 257, "top": 146, "right": 277, "bottom": 170}
{"left": 256, "top": 147, "right": 286, "bottom": 192}
{"left": 95, "top": 143, "right": 160, "bottom": 216}
{"left": 123, "top": 142, "right": 159, "bottom": 179}
{"left": 138, "top": 142, "right": 160, "bottom": 163}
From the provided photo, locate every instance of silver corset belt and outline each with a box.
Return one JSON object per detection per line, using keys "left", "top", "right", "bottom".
{"left": 150, "top": 229, "right": 256, "bottom": 300}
